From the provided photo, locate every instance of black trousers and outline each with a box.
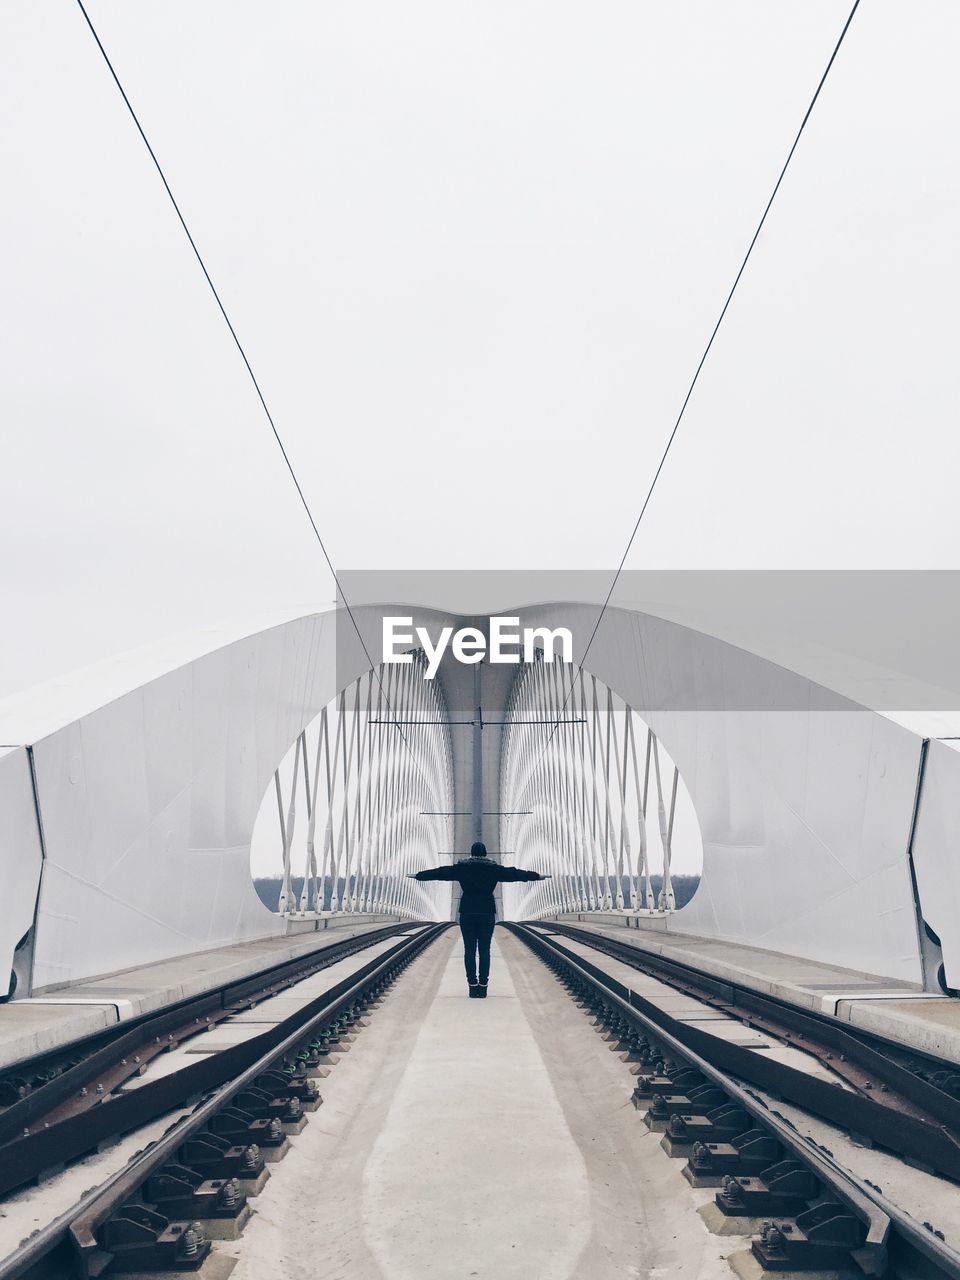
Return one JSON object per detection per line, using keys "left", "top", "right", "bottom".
{"left": 459, "top": 916, "right": 495, "bottom": 984}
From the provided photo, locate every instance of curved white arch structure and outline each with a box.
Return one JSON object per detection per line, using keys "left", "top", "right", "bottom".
{"left": 511, "top": 602, "right": 952, "bottom": 988}
{"left": 1, "top": 600, "right": 958, "bottom": 996}
{"left": 0, "top": 606, "right": 453, "bottom": 994}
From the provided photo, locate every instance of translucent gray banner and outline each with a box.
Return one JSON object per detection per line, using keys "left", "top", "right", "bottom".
{"left": 333, "top": 570, "right": 960, "bottom": 722}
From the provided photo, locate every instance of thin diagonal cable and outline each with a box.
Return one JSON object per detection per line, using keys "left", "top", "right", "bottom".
{"left": 75, "top": 0, "right": 331, "bottom": 593}
{"left": 74, "top": 0, "right": 425, "bottom": 762}
{"left": 520, "top": 0, "right": 862, "bottom": 795}
{"left": 552, "top": 0, "right": 860, "bottom": 747}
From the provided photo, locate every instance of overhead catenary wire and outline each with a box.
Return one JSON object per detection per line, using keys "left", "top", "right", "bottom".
{"left": 73, "top": 0, "right": 428, "bottom": 775}
{"left": 522, "top": 0, "right": 863, "bottom": 782}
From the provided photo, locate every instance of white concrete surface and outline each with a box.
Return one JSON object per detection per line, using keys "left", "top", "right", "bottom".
{"left": 838, "top": 994, "right": 960, "bottom": 1061}
{"left": 556, "top": 915, "right": 924, "bottom": 1011}
{"left": 556, "top": 937, "right": 853, "bottom": 1087}
{"left": 118, "top": 936, "right": 405, "bottom": 1091}
{"left": 554, "top": 917, "right": 960, "bottom": 1061}
{"left": 909, "top": 736, "right": 960, "bottom": 987}
{"left": 0, "top": 605, "right": 454, "bottom": 991}
{"left": 0, "top": 747, "right": 43, "bottom": 998}
{"left": 361, "top": 936, "right": 593, "bottom": 1277}
{"left": 223, "top": 930, "right": 747, "bottom": 1280}
{"left": 0, "top": 919, "right": 400, "bottom": 1070}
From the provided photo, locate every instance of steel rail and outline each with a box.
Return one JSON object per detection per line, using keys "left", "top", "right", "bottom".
{"left": 0, "top": 921, "right": 416, "bottom": 1155}
{"left": 0, "top": 925, "right": 435, "bottom": 1205}
{"left": 0, "top": 922, "right": 447, "bottom": 1280}
{"left": 508, "top": 923, "right": 960, "bottom": 1280}
{"left": 543, "top": 920, "right": 960, "bottom": 1135}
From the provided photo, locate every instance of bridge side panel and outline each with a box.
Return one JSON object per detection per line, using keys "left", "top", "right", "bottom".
{"left": 517, "top": 603, "right": 926, "bottom": 985}
{"left": 27, "top": 616, "right": 333, "bottom": 991}
{"left": 0, "top": 747, "right": 44, "bottom": 998}
{"left": 670, "top": 708, "right": 924, "bottom": 982}
{"left": 21, "top": 605, "right": 455, "bottom": 991}
{"left": 909, "top": 737, "right": 960, "bottom": 990}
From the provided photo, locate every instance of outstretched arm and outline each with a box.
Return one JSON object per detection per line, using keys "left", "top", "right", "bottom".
{"left": 496, "top": 866, "right": 551, "bottom": 883}
{"left": 409, "top": 865, "right": 459, "bottom": 882}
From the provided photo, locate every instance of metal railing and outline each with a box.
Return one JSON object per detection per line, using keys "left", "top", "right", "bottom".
{"left": 499, "top": 654, "right": 698, "bottom": 919}
{"left": 264, "top": 653, "right": 455, "bottom": 921}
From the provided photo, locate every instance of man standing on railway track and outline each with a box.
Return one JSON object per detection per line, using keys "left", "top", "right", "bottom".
{"left": 410, "top": 842, "right": 549, "bottom": 998}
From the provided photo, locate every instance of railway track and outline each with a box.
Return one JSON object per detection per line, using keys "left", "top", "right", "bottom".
{"left": 0, "top": 922, "right": 448, "bottom": 1280}
{"left": 541, "top": 920, "right": 960, "bottom": 1177}
{"left": 0, "top": 922, "right": 421, "bottom": 1195}
{"left": 7, "top": 919, "right": 957, "bottom": 1279}
{"left": 508, "top": 922, "right": 960, "bottom": 1280}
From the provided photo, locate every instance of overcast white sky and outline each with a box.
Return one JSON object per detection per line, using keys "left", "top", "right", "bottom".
{"left": 2, "top": 1, "right": 958, "bottom": 699}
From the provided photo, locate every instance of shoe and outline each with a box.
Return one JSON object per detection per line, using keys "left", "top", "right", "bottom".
{"left": 468, "top": 983, "right": 481, "bottom": 998}
{"left": 477, "top": 983, "right": 488, "bottom": 999}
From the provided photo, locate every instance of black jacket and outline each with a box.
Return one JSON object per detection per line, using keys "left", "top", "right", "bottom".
{"left": 414, "top": 857, "right": 544, "bottom": 919}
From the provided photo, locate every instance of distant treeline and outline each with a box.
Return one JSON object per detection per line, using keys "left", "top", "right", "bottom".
{"left": 254, "top": 877, "right": 341, "bottom": 912}
{"left": 253, "top": 873, "right": 701, "bottom": 914}
{"left": 632, "top": 874, "right": 700, "bottom": 910}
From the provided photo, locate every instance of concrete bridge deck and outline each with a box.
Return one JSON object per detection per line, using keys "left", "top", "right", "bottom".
{"left": 219, "top": 927, "right": 739, "bottom": 1280}
{"left": 560, "top": 913, "right": 960, "bottom": 1061}
{"left": 3, "top": 923, "right": 959, "bottom": 1279}
{"left": 5, "top": 909, "right": 957, "bottom": 1078}
{"left": 210, "top": 926, "right": 960, "bottom": 1280}
{"left": 0, "top": 915, "right": 401, "bottom": 1070}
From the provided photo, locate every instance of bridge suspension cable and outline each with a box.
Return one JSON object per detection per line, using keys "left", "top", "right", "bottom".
{"left": 499, "top": 651, "right": 697, "bottom": 920}
{"left": 72, "top": 0, "right": 428, "bottom": 773}
{"left": 264, "top": 651, "right": 456, "bottom": 921}
{"left": 523, "top": 0, "right": 863, "bottom": 793}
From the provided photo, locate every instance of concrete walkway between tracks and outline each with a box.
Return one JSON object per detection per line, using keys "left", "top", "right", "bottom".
{"left": 225, "top": 927, "right": 742, "bottom": 1280}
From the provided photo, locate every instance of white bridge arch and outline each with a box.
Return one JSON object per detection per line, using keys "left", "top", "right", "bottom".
{"left": 1, "top": 600, "right": 958, "bottom": 998}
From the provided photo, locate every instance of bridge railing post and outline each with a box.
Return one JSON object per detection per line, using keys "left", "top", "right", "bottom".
{"left": 264, "top": 652, "right": 455, "bottom": 925}
{"left": 497, "top": 664, "right": 695, "bottom": 923}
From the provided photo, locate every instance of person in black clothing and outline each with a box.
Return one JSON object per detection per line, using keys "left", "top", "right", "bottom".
{"left": 411, "top": 841, "right": 549, "bottom": 998}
